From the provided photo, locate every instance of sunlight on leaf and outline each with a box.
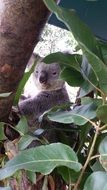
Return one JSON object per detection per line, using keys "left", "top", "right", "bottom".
{"left": 0, "top": 92, "right": 12, "bottom": 98}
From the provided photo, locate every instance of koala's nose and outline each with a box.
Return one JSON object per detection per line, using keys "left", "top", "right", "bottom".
{"left": 39, "top": 72, "right": 48, "bottom": 84}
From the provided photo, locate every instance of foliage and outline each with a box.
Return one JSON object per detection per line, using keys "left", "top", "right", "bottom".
{"left": 1, "top": 0, "right": 107, "bottom": 189}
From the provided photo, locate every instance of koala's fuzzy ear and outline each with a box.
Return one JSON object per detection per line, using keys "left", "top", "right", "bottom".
{"left": 51, "top": 63, "right": 61, "bottom": 71}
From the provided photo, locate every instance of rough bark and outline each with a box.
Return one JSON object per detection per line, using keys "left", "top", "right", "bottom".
{"left": 0, "top": 0, "right": 58, "bottom": 121}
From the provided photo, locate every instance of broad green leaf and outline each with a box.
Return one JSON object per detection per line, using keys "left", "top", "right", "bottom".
{"left": 98, "top": 40, "right": 107, "bottom": 65}
{"left": 61, "top": 67, "right": 84, "bottom": 87}
{"left": 81, "top": 97, "right": 94, "bottom": 105}
{"left": 97, "top": 105, "right": 107, "bottom": 124}
{"left": 15, "top": 116, "right": 28, "bottom": 135}
{"left": 43, "top": 52, "right": 82, "bottom": 72}
{"left": 14, "top": 62, "right": 36, "bottom": 105}
{"left": 81, "top": 56, "right": 98, "bottom": 85}
{"left": 79, "top": 56, "right": 98, "bottom": 95}
{"left": 0, "top": 143, "right": 82, "bottom": 180}
{"left": 79, "top": 80, "right": 94, "bottom": 97}
{"left": 81, "top": 97, "right": 102, "bottom": 107}
{"left": 81, "top": 43, "right": 107, "bottom": 93}
{"left": 18, "top": 134, "right": 37, "bottom": 150}
{"left": 99, "top": 136, "right": 107, "bottom": 171}
{"left": 43, "top": 0, "right": 107, "bottom": 93}
{"left": 43, "top": 0, "right": 99, "bottom": 55}
{"left": 0, "top": 122, "right": 6, "bottom": 140}
{"left": 84, "top": 171, "right": 107, "bottom": 190}
{"left": 47, "top": 103, "right": 97, "bottom": 125}
{"left": 0, "top": 92, "right": 12, "bottom": 98}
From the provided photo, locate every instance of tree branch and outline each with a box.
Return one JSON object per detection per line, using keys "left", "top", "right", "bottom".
{"left": 0, "top": 0, "right": 58, "bottom": 121}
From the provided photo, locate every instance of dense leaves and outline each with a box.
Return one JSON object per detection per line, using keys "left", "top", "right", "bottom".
{"left": 0, "top": 143, "right": 82, "bottom": 180}
{"left": 1, "top": 0, "right": 107, "bottom": 189}
{"left": 47, "top": 103, "right": 97, "bottom": 125}
{"left": 42, "top": 0, "right": 107, "bottom": 189}
{"left": 43, "top": 0, "right": 107, "bottom": 93}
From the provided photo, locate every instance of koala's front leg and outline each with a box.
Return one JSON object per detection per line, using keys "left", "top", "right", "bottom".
{"left": 18, "top": 94, "right": 46, "bottom": 120}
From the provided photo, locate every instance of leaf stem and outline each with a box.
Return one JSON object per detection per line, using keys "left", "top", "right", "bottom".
{"left": 99, "top": 124, "right": 107, "bottom": 131}
{"left": 90, "top": 154, "right": 100, "bottom": 161}
{"left": 72, "top": 122, "right": 100, "bottom": 190}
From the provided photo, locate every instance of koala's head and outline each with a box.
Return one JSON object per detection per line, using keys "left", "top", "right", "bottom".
{"left": 33, "top": 62, "right": 63, "bottom": 91}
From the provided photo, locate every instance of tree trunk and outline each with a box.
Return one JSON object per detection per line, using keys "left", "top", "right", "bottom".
{"left": 0, "top": 0, "right": 57, "bottom": 121}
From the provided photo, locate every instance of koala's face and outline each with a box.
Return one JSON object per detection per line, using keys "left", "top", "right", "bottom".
{"left": 33, "top": 62, "right": 61, "bottom": 90}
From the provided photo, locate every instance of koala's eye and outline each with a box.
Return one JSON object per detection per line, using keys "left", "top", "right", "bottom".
{"left": 52, "top": 72, "right": 57, "bottom": 75}
{"left": 36, "top": 70, "right": 38, "bottom": 74}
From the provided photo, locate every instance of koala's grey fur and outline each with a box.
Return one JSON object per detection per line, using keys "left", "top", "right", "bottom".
{"left": 18, "top": 61, "right": 70, "bottom": 127}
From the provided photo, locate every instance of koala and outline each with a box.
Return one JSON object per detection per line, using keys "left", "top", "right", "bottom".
{"left": 18, "top": 61, "right": 70, "bottom": 127}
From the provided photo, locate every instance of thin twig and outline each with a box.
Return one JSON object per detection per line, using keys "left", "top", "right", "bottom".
{"left": 90, "top": 154, "right": 100, "bottom": 161}
{"left": 99, "top": 124, "right": 107, "bottom": 131}
{"left": 72, "top": 122, "right": 100, "bottom": 190}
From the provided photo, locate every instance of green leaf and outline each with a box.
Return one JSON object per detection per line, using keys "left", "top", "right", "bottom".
{"left": 81, "top": 97, "right": 102, "bottom": 107}
{"left": 61, "top": 67, "right": 84, "bottom": 87}
{"left": 77, "top": 123, "right": 91, "bottom": 154}
{"left": 43, "top": 0, "right": 99, "bottom": 55}
{"left": 99, "top": 136, "right": 107, "bottom": 171}
{"left": 0, "top": 122, "right": 6, "bottom": 140}
{"left": 14, "top": 62, "right": 36, "bottom": 105}
{"left": 26, "top": 171, "right": 36, "bottom": 184}
{"left": 47, "top": 103, "right": 97, "bottom": 125}
{"left": 43, "top": 0, "right": 107, "bottom": 93}
{"left": 81, "top": 56, "right": 98, "bottom": 85}
{"left": 84, "top": 171, "right": 107, "bottom": 190}
{"left": 79, "top": 80, "right": 94, "bottom": 97}
{"left": 91, "top": 160, "right": 105, "bottom": 172}
{"left": 43, "top": 52, "right": 82, "bottom": 72}
{"left": 15, "top": 116, "right": 28, "bottom": 135}
{"left": 58, "top": 167, "right": 79, "bottom": 184}
{"left": 99, "top": 40, "right": 107, "bottom": 65}
{"left": 81, "top": 43, "right": 107, "bottom": 93}
{"left": 97, "top": 105, "right": 107, "bottom": 124}
{"left": 0, "top": 143, "right": 82, "bottom": 180}
{"left": 79, "top": 55, "right": 98, "bottom": 95}
{"left": 0, "top": 92, "right": 12, "bottom": 98}
{"left": 18, "top": 134, "right": 37, "bottom": 150}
